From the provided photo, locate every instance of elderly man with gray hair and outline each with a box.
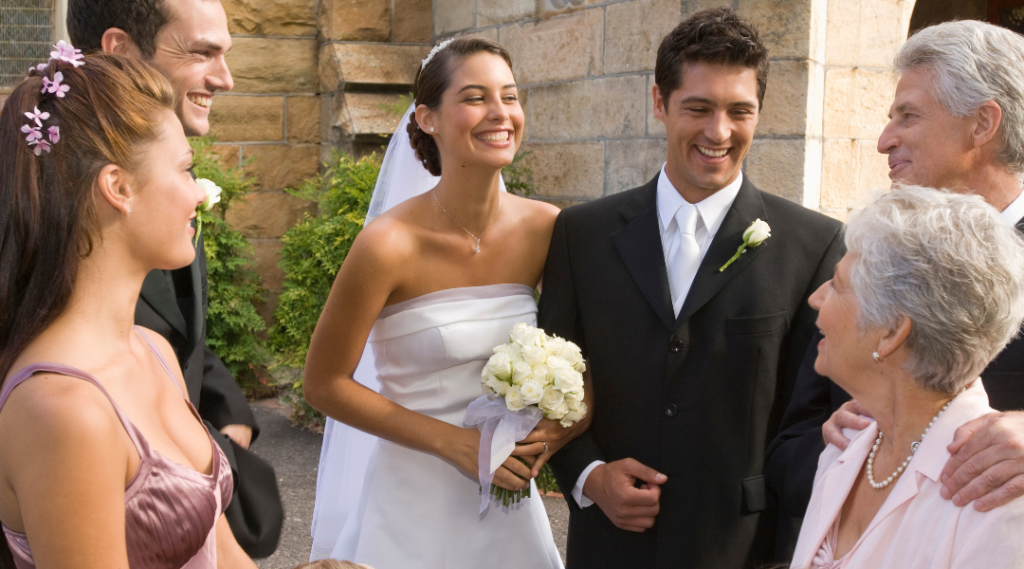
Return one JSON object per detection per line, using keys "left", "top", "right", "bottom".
{"left": 767, "top": 19, "right": 1024, "bottom": 559}
{"left": 788, "top": 186, "right": 1024, "bottom": 568}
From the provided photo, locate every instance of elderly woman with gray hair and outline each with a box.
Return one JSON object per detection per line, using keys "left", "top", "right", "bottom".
{"left": 789, "top": 186, "right": 1024, "bottom": 569}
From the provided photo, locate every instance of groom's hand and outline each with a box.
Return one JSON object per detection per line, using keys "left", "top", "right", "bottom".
{"left": 584, "top": 458, "right": 666, "bottom": 532}
{"left": 941, "top": 410, "right": 1024, "bottom": 511}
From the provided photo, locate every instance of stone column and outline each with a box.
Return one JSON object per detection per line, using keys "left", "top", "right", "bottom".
{"left": 319, "top": 0, "right": 433, "bottom": 159}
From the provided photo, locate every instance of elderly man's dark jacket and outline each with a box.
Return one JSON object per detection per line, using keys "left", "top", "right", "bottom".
{"left": 538, "top": 174, "right": 844, "bottom": 569}
{"left": 134, "top": 235, "right": 283, "bottom": 557}
{"left": 765, "top": 217, "right": 1024, "bottom": 560}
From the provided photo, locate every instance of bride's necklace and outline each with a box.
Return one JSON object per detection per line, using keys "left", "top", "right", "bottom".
{"left": 432, "top": 189, "right": 502, "bottom": 253}
{"left": 866, "top": 396, "right": 956, "bottom": 490}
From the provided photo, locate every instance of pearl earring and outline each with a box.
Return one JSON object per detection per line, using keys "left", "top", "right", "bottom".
{"left": 872, "top": 351, "right": 882, "bottom": 363}
{"left": 429, "top": 127, "right": 435, "bottom": 133}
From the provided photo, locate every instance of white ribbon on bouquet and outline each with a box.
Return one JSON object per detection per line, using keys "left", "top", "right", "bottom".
{"left": 464, "top": 394, "right": 544, "bottom": 513}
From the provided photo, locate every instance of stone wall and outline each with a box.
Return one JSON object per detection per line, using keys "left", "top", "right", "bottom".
{"left": 432, "top": 0, "right": 917, "bottom": 218}
{"left": 208, "top": 0, "right": 432, "bottom": 324}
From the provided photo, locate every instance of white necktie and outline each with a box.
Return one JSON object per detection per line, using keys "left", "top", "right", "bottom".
{"left": 668, "top": 204, "right": 702, "bottom": 316}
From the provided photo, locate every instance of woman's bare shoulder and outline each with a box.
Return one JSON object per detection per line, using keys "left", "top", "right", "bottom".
{"left": 507, "top": 194, "right": 560, "bottom": 231}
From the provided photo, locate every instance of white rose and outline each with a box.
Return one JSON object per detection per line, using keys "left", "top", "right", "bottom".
{"left": 546, "top": 401, "right": 569, "bottom": 421}
{"left": 519, "top": 329, "right": 545, "bottom": 348}
{"left": 539, "top": 385, "right": 565, "bottom": 411}
{"left": 519, "top": 379, "right": 544, "bottom": 405}
{"left": 743, "top": 218, "right": 771, "bottom": 246}
{"left": 546, "top": 355, "right": 570, "bottom": 371}
{"left": 505, "top": 385, "right": 526, "bottom": 411}
{"left": 544, "top": 337, "right": 567, "bottom": 357}
{"left": 561, "top": 402, "right": 588, "bottom": 428}
{"left": 554, "top": 368, "right": 583, "bottom": 393}
{"left": 565, "top": 389, "right": 583, "bottom": 407}
{"left": 485, "top": 374, "right": 510, "bottom": 396}
{"left": 484, "top": 351, "right": 512, "bottom": 380}
{"left": 196, "top": 178, "right": 222, "bottom": 211}
{"left": 531, "top": 364, "right": 551, "bottom": 384}
{"left": 509, "top": 322, "right": 531, "bottom": 344}
{"left": 522, "top": 345, "right": 547, "bottom": 366}
{"left": 493, "top": 344, "right": 515, "bottom": 358}
{"left": 511, "top": 361, "right": 532, "bottom": 385}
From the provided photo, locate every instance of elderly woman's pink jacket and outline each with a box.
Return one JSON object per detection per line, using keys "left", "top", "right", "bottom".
{"left": 789, "top": 381, "right": 1024, "bottom": 569}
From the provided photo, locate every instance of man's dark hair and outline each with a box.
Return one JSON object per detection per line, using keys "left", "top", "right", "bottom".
{"left": 67, "top": 0, "right": 170, "bottom": 57}
{"left": 655, "top": 7, "right": 770, "bottom": 108}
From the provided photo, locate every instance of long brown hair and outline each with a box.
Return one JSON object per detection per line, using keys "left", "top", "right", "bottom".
{"left": 0, "top": 54, "right": 174, "bottom": 380}
{"left": 0, "top": 51, "right": 174, "bottom": 569}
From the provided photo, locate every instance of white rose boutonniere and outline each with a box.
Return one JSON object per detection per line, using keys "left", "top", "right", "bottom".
{"left": 194, "top": 178, "right": 222, "bottom": 244}
{"left": 719, "top": 218, "right": 771, "bottom": 272}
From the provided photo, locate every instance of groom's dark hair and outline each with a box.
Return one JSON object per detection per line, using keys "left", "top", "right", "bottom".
{"left": 67, "top": 0, "right": 170, "bottom": 57}
{"left": 655, "top": 7, "right": 770, "bottom": 108}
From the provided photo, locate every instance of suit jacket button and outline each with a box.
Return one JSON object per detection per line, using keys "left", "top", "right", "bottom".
{"left": 669, "top": 339, "right": 684, "bottom": 353}
{"left": 664, "top": 403, "right": 678, "bottom": 417}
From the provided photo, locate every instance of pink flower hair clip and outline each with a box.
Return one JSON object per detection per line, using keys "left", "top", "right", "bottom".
{"left": 50, "top": 41, "right": 85, "bottom": 68}
{"left": 41, "top": 72, "right": 70, "bottom": 98}
{"left": 21, "top": 107, "right": 59, "bottom": 156}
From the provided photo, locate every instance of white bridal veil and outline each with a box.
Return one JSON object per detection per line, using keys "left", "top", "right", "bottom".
{"left": 308, "top": 105, "right": 507, "bottom": 560}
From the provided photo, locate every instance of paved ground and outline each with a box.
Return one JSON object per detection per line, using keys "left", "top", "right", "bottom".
{"left": 247, "top": 399, "right": 569, "bottom": 568}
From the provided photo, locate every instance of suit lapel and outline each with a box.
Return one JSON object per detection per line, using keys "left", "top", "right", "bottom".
{"left": 139, "top": 270, "right": 189, "bottom": 339}
{"left": 187, "top": 232, "right": 205, "bottom": 352}
{"left": 611, "top": 178, "right": 676, "bottom": 330}
{"left": 674, "top": 178, "right": 768, "bottom": 328}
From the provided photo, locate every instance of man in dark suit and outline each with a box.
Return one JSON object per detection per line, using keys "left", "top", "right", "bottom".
{"left": 67, "top": 0, "right": 283, "bottom": 556}
{"left": 538, "top": 9, "right": 843, "bottom": 568}
{"left": 766, "top": 19, "right": 1024, "bottom": 560}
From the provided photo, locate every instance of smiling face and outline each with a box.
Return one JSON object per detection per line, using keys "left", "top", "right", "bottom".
{"left": 145, "top": 0, "right": 233, "bottom": 136}
{"left": 808, "top": 253, "right": 880, "bottom": 388}
{"left": 877, "top": 67, "right": 976, "bottom": 190}
{"left": 128, "top": 110, "right": 206, "bottom": 269}
{"left": 422, "top": 52, "right": 524, "bottom": 173}
{"left": 654, "top": 62, "right": 759, "bottom": 202}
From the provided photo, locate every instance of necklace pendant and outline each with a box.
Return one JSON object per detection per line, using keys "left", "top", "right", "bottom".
{"left": 475, "top": 243, "right": 481, "bottom": 253}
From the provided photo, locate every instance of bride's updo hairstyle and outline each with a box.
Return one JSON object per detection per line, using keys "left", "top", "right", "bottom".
{"left": 0, "top": 54, "right": 174, "bottom": 380}
{"left": 407, "top": 37, "right": 514, "bottom": 176}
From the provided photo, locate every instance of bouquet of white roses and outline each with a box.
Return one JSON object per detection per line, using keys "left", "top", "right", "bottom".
{"left": 466, "top": 323, "right": 588, "bottom": 509}
{"left": 482, "top": 323, "right": 588, "bottom": 427}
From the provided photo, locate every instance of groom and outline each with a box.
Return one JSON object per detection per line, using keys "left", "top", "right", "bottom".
{"left": 539, "top": 8, "right": 842, "bottom": 568}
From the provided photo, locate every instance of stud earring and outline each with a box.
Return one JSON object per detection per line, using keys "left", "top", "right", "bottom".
{"left": 429, "top": 127, "right": 435, "bottom": 133}
{"left": 872, "top": 351, "right": 882, "bottom": 363}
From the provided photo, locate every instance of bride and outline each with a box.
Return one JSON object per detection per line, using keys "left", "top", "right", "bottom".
{"left": 304, "top": 37, "right": 591, "bottom": 567}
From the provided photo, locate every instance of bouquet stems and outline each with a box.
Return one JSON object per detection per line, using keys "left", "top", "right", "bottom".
{"left": 485, "top": 457, "right": 532, "bottom": 507}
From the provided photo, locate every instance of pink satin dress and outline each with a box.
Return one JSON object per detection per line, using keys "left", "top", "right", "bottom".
{"left": 0, "top": 328, "right": 233, "bottom": 568}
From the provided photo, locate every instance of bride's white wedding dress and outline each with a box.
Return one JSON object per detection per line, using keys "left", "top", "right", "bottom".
{"left": 313, "top": 283, "right": 563, "bottom": 568}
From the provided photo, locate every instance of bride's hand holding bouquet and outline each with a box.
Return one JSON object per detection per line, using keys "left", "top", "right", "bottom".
{"left": 466, "top": 323, "right": 590, "bottom": 508}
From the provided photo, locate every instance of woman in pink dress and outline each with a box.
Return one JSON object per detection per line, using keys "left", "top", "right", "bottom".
{"left": 790, "top": 186, "right": 1024, "bottom": 568}
{"left": 0, "top": 52, "right": 256, "bottom": 568}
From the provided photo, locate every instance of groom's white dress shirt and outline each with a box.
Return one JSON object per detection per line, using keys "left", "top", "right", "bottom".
{"left": 571, "top": 166, "right": 743, "bottom": 507}
{"left": 999, "top": 186, "right": 1024, "bottom": 227}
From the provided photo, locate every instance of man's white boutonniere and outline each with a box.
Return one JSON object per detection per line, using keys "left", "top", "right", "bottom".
{"left": 719, "top": 219, "right": 771, "bottom": 272}
{"left": 194, "top": 178, "right": 222, "bottom": 244}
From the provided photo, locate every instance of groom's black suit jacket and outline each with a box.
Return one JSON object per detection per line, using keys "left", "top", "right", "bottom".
{"left": 538, "top": 174, "right": 844, "bottom": 569}
{"left": 134, "top": 234, "right": 284, "bottom": 557}
{"left": 765, "top": 217, "right": 1024, "bottom": 560}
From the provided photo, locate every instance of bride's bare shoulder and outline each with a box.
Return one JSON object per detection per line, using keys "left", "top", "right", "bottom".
{"left": 347, "top": 198, "right": 425, "bottom": 269}
{"left": 508, "top": 193, "right": 559, "bottom": 227}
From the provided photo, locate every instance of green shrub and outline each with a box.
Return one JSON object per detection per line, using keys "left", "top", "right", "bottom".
{"left": 271, "top": 151, "right": 382, "bottom": 431}
{"left": 190, "top": 137, "right": 274, "bottom": 398}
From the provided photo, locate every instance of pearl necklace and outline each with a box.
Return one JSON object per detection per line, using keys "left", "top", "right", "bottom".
{"left": 432, "top": 189, "right": 502, "bottom": 253}
{"left": 866, "top": 398, "right": 954, "bottom": 490}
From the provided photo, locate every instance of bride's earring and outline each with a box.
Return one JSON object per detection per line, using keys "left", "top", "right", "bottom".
{"left": 872, "top": 351, "right": 882, "bottom": 363}
{"left": 429, "top": 127, "right": 435, "bottom": 133}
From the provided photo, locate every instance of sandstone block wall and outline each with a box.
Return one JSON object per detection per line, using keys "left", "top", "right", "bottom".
{"left": 208, "top": 0, "right": 431, "bottom": 325}
{"left": 433, "top": 0, "right": 920, "bottom": 218}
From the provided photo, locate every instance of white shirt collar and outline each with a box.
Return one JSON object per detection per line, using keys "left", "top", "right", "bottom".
{"left": 656, "top": 165, "right": 743, "bottom": 241}
{"left": 999, "top": 186, "right": 1024, "bottom": 227}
